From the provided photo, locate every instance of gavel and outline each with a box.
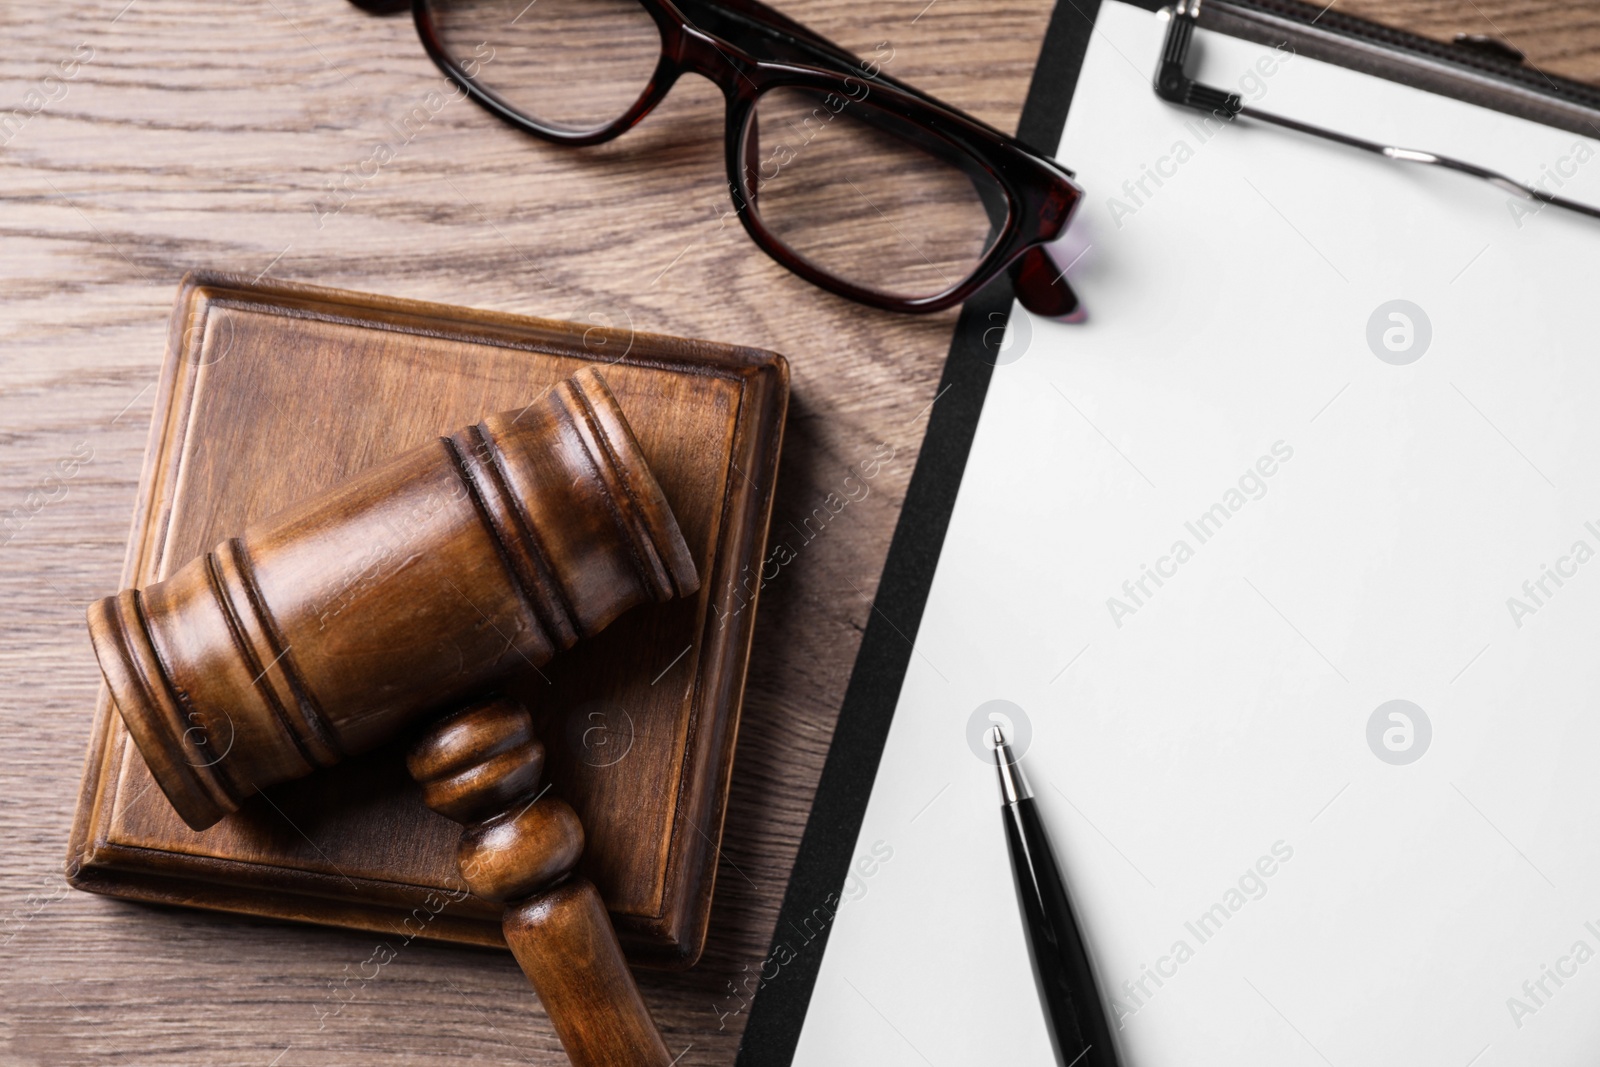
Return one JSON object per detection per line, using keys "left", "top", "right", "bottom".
{"left": 87, "top": 367, "right": 696, "bottom": 1067}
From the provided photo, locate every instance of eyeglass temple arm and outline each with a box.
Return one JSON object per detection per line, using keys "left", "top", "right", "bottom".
{"left": 1155, "top": 2, "right": 1600, "bottom": 223}
{"left": 1011, "top": 248, "right": 1081, "bottom": 319}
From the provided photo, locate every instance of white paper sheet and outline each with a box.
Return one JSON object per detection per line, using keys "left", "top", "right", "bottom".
{"left": 792, "top": 4, "right": 1600, "bottom": 1065}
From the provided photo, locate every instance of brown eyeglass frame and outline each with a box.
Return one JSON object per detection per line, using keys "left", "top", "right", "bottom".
{"left": 408, "top": 0, "right": 1084, "bottom": 316}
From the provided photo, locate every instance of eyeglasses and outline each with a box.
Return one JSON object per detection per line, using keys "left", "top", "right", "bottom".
{"left": 387, "top": 0, "right": 1084, "bottom": 316}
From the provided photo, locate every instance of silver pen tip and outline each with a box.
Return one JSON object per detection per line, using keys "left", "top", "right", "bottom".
{"left": 989, "top": 723, "right": 1031, "bottom": 803}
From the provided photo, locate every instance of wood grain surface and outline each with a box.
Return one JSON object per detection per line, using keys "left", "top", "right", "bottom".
{"left": 2, "top": 2, "right": 1596, "bottom": 1066}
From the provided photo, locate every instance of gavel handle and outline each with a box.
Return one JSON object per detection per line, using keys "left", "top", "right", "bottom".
{"left": 407, "top": 698, "right": 672, "bottom": 1067}
{"left": 505, "top": 879, "right": 671, "bottom": 1066}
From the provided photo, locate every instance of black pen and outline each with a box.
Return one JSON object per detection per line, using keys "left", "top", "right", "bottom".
{"left": 990, "top": 725, "right": 1120, "bottom": 1067}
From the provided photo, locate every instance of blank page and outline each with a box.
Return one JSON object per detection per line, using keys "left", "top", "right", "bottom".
{"left": 794, "top": 3, "right": 1600, "bottom": 1065}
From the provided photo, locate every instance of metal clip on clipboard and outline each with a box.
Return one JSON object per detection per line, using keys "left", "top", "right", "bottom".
{"left": 1154, "top": 0, "right": 1600, "bottom": 223}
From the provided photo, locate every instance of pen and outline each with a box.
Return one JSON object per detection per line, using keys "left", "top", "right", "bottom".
{"left": 990, "top": 725, "right": 1120, "bottom": 1067}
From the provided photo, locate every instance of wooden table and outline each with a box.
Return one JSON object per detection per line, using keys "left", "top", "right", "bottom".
{"left": 2, "top": 2, "right": 1595, "bottom": 1064}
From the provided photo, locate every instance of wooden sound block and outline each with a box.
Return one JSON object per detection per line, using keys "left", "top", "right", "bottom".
{"left": 66, "top": 271, "right": 788, "bottom": 968}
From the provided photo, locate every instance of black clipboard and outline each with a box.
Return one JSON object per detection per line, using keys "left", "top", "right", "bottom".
{"left": 736, "top": 3, "right": 1600, "bottom": 1062}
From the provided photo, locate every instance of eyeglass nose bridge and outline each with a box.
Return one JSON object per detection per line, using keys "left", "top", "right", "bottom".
{"left": 668, "top": 23, "right": 766, "bottom": 101}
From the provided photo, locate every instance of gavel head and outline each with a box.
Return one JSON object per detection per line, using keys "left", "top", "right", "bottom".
{"left": 87, "top": 368, "right": 698, "bottom": 832}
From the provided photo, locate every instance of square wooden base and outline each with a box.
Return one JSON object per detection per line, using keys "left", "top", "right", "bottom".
{"left": 67, "top": 272, "right": 787, "bottom": 968}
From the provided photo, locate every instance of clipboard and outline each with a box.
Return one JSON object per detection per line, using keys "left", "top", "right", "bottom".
{"left": 738, "top": 2, "right": 1600, "bottom": 1063}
